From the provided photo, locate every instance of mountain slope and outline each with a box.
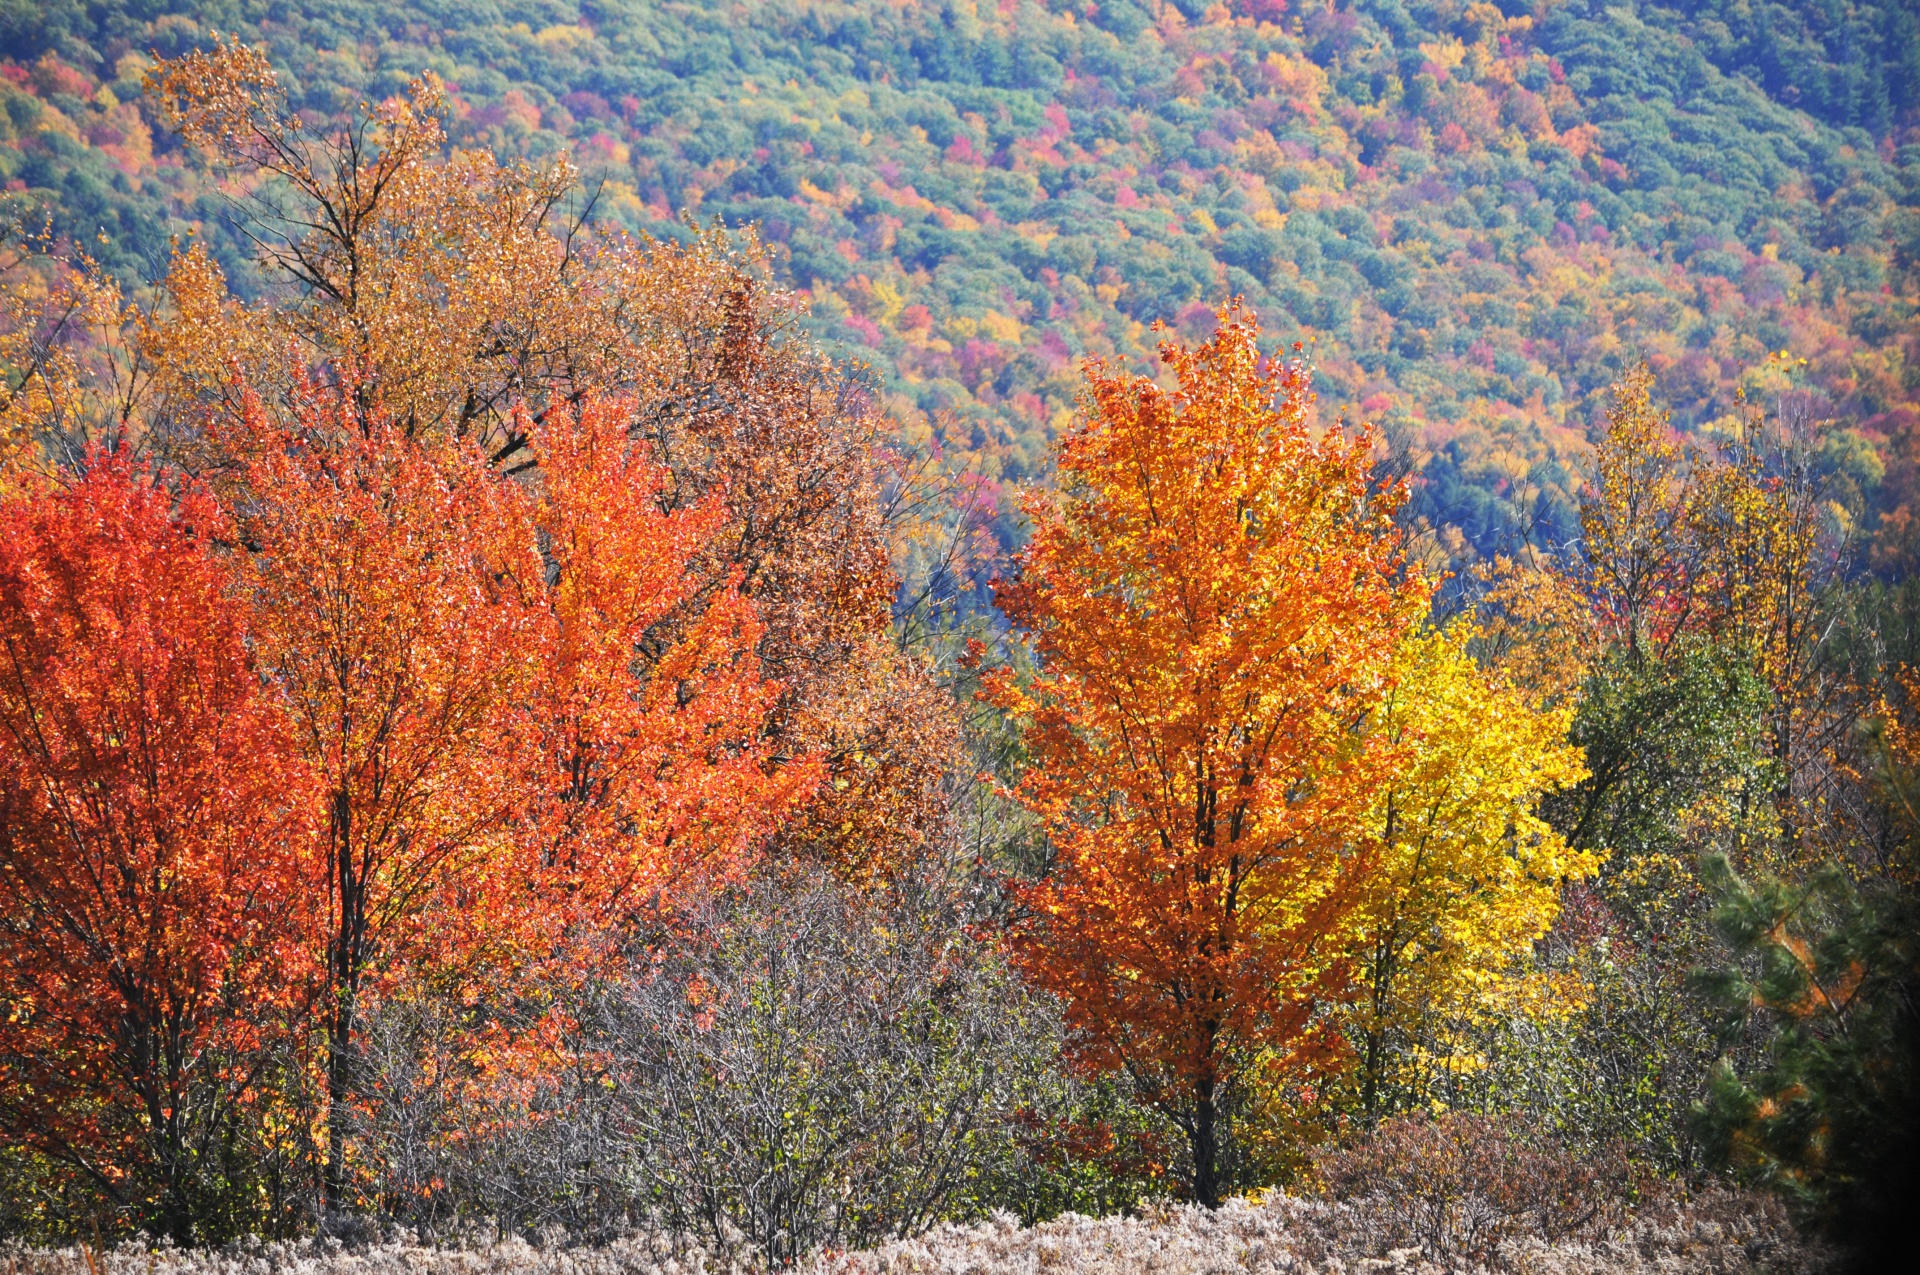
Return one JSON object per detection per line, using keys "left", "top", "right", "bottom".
{"left": 3, "top": 0, "right": 1915, "bottom": 558}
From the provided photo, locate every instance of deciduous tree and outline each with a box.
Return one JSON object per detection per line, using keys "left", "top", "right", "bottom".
{"left": 1347, "top": 625, "right": 1595, "bottom": 1118}
{"left": 214, "top": 376, "right": 821, "bottom": 1208}
{"left": 1578, "top": 366, "right": 1698, "bottom": 660}
{"left": 214, "top": 373, "right": 546, "bottom": 1208}
{"left": 0, "top": 452, "right": 313, "bottom": 1242}
{"left": 518, "top": 395, "right": 819, "bottom": 940}
{"left": 148, "top": 43, "right": 956, "bottom": 880}
{"left": 990, "top": 309, "right": 1424, "bottom": 1205}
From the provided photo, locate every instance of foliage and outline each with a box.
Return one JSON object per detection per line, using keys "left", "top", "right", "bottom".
{"left": 0, "top": 0, "right": 1916, "bottom": 568}
{"left": 1419, "top": 888, "right": 1722, "bottom": 1170}
{"left": 1441, "top": 360, "right": 1908, "bottom": 1216}
{"left": 0, "top": 452, "right": 314, "bottom": 1243}
{"left": 1691, "top": 859, "right": 1920, "bottom": 1245}
{"left": 988, "top": 308, "right": 1423, "bottom": 1204}
{"left": 0, "top": 228, "right": 145, "bottom": 477}
{"left": 1344, "top": 624, "right": 1596, "bottom": 1118}
{"left": 141, "top": 40, "right": 957, "bottom": 881}
{"left": 223, "top": 373, "right": 549, "bottom": 1209}
{"left": 1690, "top": 668, "right": 1920, "bottom": 1265}
{"left": 220, "top": 373, "right": 822, "bottom": 1211}
{"left": 1553, "top": 640, "right": 1771, "bottom": 878}
{"left": 0, "top": 43, "right": 967, "bottom": 1243}
{"left": 310, "top": 860, "right": 1068, "bottom": 1256}
{"left": 1470, "top": 551, "right": 1599, "bottom": 705}
{"left": 1442, "top": 371, "right": 1798, "bottom": 1173}
{"left": 1577, "top": 365, "right": 1697, "bottom": 658}
{"left": 0, "top": 2, "right": 1912, "bottom": 1251}
{"left": 1644, "top": 0, "right": 1920, "bottom": 135}
{"left": 1567, "top": 363, "right": 1851, "bottom": 862}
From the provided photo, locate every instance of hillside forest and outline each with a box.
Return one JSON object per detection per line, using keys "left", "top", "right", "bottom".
{"left": 0, "top": 0, "right": 1918, "bottom": 1271}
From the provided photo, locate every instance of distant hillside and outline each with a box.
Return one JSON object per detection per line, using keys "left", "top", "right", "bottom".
{"left": 3, "top": 0, "right": 1916, "bottom": 560}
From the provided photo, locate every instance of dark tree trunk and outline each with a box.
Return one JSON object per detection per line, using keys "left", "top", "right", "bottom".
{"left": 1191, "top": 1073, "right": 1221, "bottom": 1209}
{"left": 323, "top": 991, "right": 355, "bottom": 1212}
{"left": 323, "top": 789, "right": 362, "bottom": 1214}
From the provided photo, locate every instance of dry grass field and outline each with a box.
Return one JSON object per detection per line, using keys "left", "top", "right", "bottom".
{"left": 1, "top": 1187, "right": 1822, "bottom": 1275}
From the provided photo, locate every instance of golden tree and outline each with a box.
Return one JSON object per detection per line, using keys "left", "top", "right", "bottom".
{"left": 990, "top": 309, "right": 1425, "bottom": 1205}
{"left": 0, "top": 230, "right": 151, "bottom": 482}
{"left": 1579, "top": 365, "right": 1698, "bottom": 658}
{"left": 1347, "top": 624, "right": 1596, "bottom": 1116}
{"left": 1573, "top": 365, "right": 1851, "bottom": 867}
{"left": 1472, "top": 553, "right": 1597, "bottom": 708}
{"left": 1688, "top": 396, "right": 1848, "bottom": 860}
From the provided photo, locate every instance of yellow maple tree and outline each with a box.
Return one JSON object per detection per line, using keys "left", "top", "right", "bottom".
{"left": 1347, "top": 624, "right": 1597, "bottom": 1115}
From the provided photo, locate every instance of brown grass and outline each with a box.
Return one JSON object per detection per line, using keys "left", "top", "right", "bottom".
{"left": 0, "top": 1187, "right": 1823, "bottom": 1275}
{"left": 818, "top": 1189, "right": 1822, "bottom": 1274}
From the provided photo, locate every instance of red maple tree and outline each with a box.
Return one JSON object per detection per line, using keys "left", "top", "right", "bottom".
{"left": 214, "top": 374, "right": 548, "bottom": 1207}
{"left": 0, "top": 452, "right": 315, "bottom": 1243}
{"left": 517, "top": 394, "right": 820, "bottom": 944}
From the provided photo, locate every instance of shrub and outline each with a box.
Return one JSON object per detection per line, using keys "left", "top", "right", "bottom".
{"left": 1310, "top": 1113, "right": 1655, "bottom": 1264}
{"left": 334, "top": 860, "right": 1086, "bottom": 1256}
{"left": 586, "top": 863, "right": 1054, "bottom": 1264}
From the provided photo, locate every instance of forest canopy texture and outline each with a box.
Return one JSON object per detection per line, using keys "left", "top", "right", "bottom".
{"left": 0, "top": 1, "right": 1917, "bottom": 1272}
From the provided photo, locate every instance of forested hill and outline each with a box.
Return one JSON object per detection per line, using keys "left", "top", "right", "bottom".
{"left": 4, "top": 0, "right": 1917, "bottom": 560}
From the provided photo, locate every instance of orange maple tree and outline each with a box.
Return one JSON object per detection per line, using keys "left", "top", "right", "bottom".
{"left": 210, "top": 371, "right": 814, "bottom": 1206}
{"left": 989, "top": 310, "right": 1424, "bottom": 1205}
{"left": 0, "top": 453, "right": 315, "bottom": 1242}
{"left": 518, "top": 395, "right": 819, "bottom": 942}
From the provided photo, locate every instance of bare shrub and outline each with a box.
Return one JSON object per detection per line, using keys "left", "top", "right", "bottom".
{"left": 585, "top": 863, "right": 1057, "bottom": 1265}
{"left": 1310, "top": 1112, "right": 1656, "bottom": 1262}
{"left": 337, "top": 994, "right": 631, "bottom": 1241}
{"left": 306, "top": 859, "right": 1155, "bottom": 1250}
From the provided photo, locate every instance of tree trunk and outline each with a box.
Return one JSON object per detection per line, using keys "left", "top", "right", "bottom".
{"left": 1191, "top": 1072, "right": 1221, "bottom": 1209}
{"left": 323, "top": 989, "right": 355, "bottom": 1212}
{"left": 323, "top": 789, "right": 361, "bottom": 1214}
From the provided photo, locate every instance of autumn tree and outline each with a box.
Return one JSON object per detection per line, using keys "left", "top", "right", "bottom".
{"left": 1345, "top": 625, "right": 1596, "bottom": 1119}
{"left": 208, "top": 371, "right": 818, "bottom": 1208}
{"left": 0, "top": 452, "right": 313, "bottom": 1242}
{"left": 0, "top": 227, "right": 151, "bottom": 482}
{"left": 517, "top": 395, "right": 820, "bottom": 941}
{"left": 212, "top": 372, "right": 546, "bottom": 1208}
{"left": 1567, "top": 364, "right": 1851, "bottom": 866}
{"left": 1472, "top": 554, "right": 1596, "bottom": 708}
{"left": 147, "top": 42, "right": 956, "bottom": 879}
{"left": 0, "top": 35, "right": 961, "bottom": 1234}
{"left": 1473, "top": 364, "right": 1867, "bottom": 1170}
{"left": 1578, "top": 365, "right": 1699, "bottom": 660}
{"left": 990, "top": 310, "right": 1425, "bottom": 1206}
{"left": 1689, "top": 396, "right": 1853, "bottom": 862}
